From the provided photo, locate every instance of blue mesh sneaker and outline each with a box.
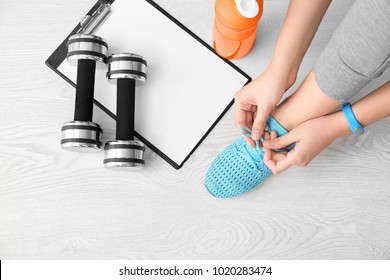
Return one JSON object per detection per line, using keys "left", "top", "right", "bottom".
{"left": 205, "top": 116, "right": 291, "bottom": 198}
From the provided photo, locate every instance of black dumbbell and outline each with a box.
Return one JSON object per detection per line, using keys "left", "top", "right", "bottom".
{"left": 104, "top": 53, "right": 147, "bottom": 169}
{"left": 61, "top": 34, "right": 108, "bottom": 151}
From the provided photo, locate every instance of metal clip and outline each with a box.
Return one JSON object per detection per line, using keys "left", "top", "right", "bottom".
{"left": 78, "top": 4, "right": 111, "bottom": 34}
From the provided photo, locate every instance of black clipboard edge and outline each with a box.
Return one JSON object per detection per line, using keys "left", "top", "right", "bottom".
{"left": 45, "top": 0, "right": 252, "bottom": 170}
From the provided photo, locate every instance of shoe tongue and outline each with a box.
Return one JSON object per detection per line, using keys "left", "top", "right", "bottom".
{"left": 266, "top": 116, "right": 295, "bottom": 151}
{"left": 267, "top": 115, "right": 288, "bottom": 136}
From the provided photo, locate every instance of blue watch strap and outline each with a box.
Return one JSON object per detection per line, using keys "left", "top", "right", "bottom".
{"left": 342, "top": 103, "right": 364, "bottom": 136}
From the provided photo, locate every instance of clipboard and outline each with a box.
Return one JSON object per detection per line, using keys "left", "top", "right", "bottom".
{"left": 46, "top": 0, "right": 251, "bottom": 169}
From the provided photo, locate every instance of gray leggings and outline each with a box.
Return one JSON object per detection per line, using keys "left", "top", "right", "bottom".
{"left": 313, "top": 0, "right": 390, "bottom": 102}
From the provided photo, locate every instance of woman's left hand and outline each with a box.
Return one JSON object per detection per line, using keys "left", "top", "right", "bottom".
{"left": 262, "top": 114, "right": 347, "bottom": 174}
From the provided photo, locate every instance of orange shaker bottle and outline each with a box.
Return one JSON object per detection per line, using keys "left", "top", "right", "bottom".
{"left": 213, "top": 0, "right": 263, "bottom": 59}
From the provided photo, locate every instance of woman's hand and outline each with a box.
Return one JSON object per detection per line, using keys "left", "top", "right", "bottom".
{"left": 262, "top": 113, "right": 348, "bottom": 174}
{"left": 235, "top": 67, "right": 295, "bottom": 147}
{"left": 234, "top": 0, "right": 333, "bottom": 147}
{"left": 263, "top": 79, "right": 390, "bottom": 174}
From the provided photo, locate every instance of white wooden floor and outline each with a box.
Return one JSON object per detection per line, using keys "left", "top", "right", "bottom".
{"left": 0, "top": 0, "right": 389, "bottom": 259}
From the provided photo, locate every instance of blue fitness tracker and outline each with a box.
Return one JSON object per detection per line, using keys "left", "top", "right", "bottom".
{"left": 342, "top": 103, "right": 364, "bottom": 136}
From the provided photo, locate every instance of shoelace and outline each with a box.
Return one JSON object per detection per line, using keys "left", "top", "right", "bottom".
{"left": 233, "top": 126, "right": 265, "bottom": 170}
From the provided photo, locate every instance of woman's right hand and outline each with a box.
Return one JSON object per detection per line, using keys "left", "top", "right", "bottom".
{"left": 235, "top": 67, "right": 295, "bottom": 147}
{"left": 233, "top": 0, "right": 334, "bottom": 147}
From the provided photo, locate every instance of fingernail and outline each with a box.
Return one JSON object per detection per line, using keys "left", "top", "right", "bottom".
{"left": 252, "top": 130, "right": 261, "bottom": 140}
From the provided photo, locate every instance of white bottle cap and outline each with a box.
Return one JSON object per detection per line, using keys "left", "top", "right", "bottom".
{"left": 234, "top": 0, "right": 259, "bottom": 18}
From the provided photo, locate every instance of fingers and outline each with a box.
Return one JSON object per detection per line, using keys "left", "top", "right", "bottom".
{"left": 263, "top": 131, "right": 297, "bottom": 150}
{"left": 243, "top": 136, "right": 256, "bottom": 148}
{"left": 263, "top": 148, "right": 297, "bottom": 174}
{"left": 235, "top": 90, "right": 253, "bottom": 128}
{"left": 235, "top": 87, "right": 272, "bottom": 140}
{"left": 263, "top": 130, "right": 270, "bottom": 140}
{"left": 246, "top": 111, "right": 253, "bottom": 130}
{"left": 235, "top": 106, "right": 250, "bottom": 128}
{"left": 251, "top": 109, "right": 268, "bottom": 141}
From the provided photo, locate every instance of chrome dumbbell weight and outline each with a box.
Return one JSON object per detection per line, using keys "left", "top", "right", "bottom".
{"left": 104, "top": 53, "right": 147, "bottom": 169}
{"left": 61, "top": 34, "right": 108, "bottom": 151}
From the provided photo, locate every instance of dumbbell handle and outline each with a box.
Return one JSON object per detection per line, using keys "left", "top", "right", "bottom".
{"left": 116, "top": 78, "right": 136, "bottom": 140}
{"left": 74, "top": 59, "right": 96, "bottom": 122}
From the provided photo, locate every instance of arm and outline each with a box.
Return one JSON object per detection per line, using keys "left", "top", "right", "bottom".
{"left": 263, "top": 81, "right": 390, "bottom": 174}
{"left": 325, "top": 81, "right": 390, "bottom": 139}
{"left": 235, "top": 0, "right": 332, "bottom": 145}
{"left": 270, "top": 0, "right": 333, "bottom": 85}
